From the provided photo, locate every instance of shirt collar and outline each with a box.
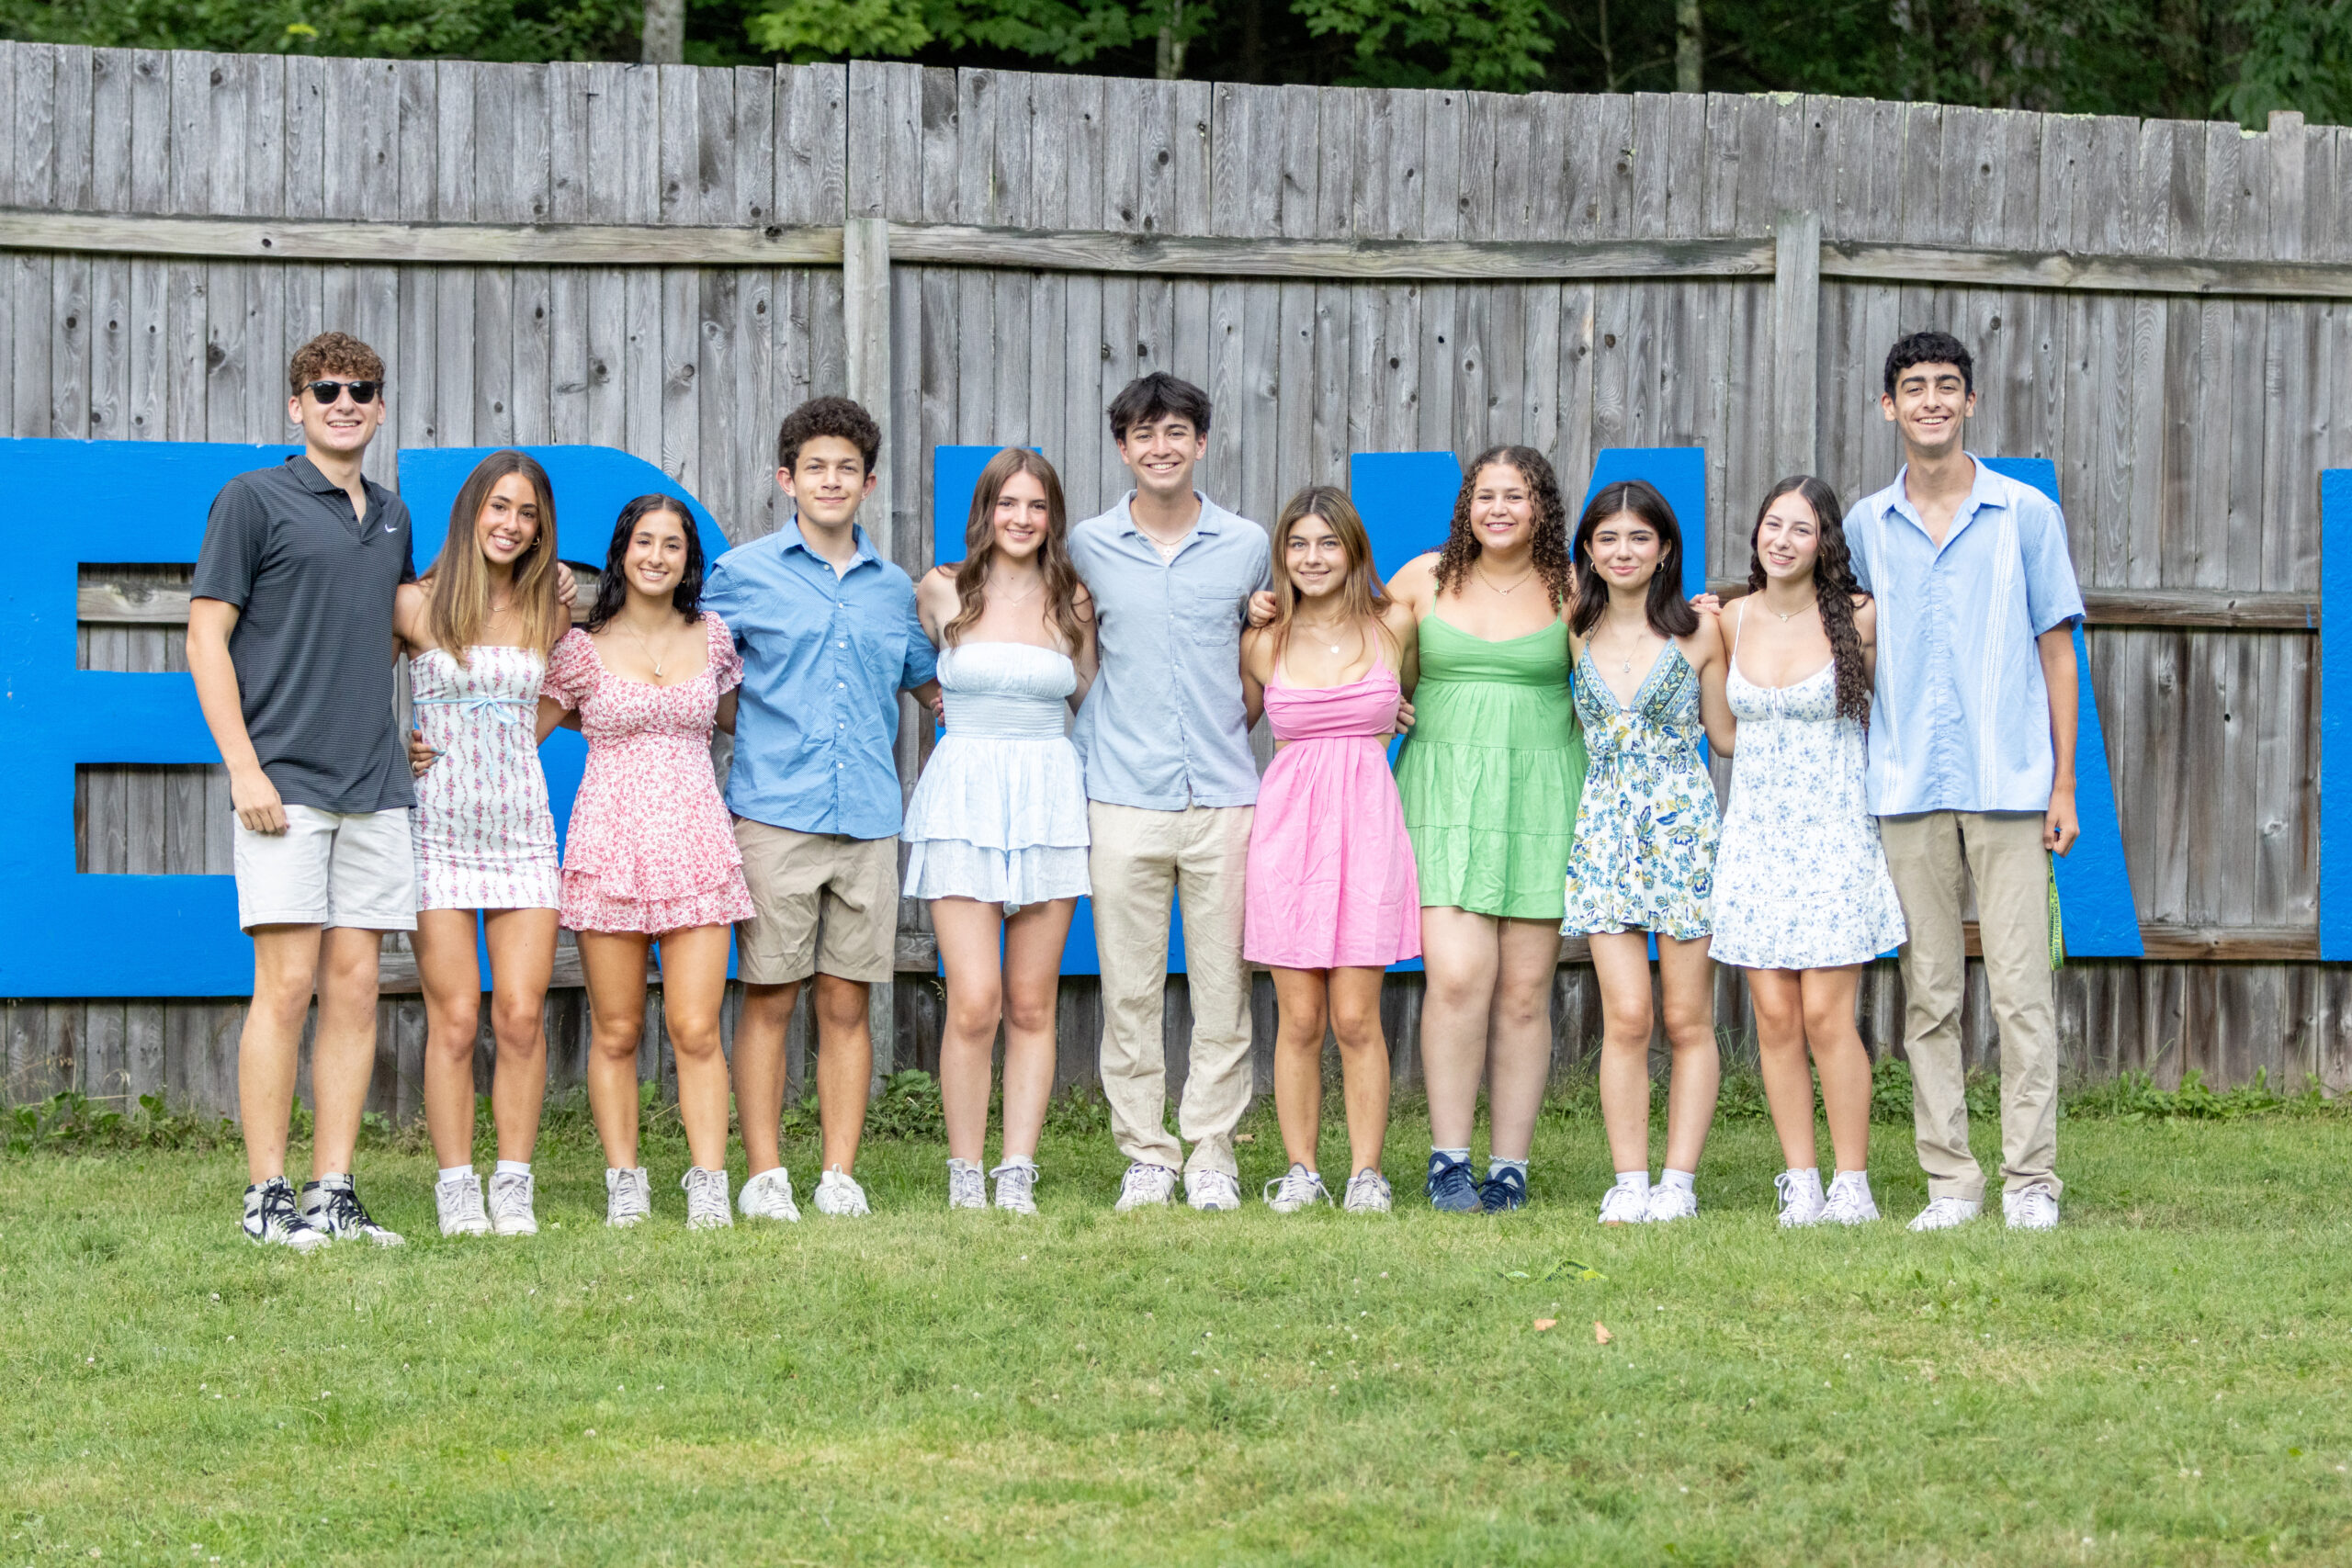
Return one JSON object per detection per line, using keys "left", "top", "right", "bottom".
{"left": 1882, "top": 453, "right": 2002, "bottom": 543}
{"left": 1112, "top": 490, "right": 1225, "bottom": 538}
{"left": 782, "top": 516, "right": 878, "bottom": 572}
{"left": 288, "top": 452, "right": 373, "bottom": 500}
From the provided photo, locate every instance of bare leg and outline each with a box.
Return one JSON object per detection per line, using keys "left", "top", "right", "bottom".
{"left": 482, "top": 908, "right": 558, "bottom": 1165}
{"left": 414, "top": 909, "right": 483, "bottom": 1170}
{"left": 1485, "top": 918, "right": 1561, "bottom": 1162}
{"left": 999, "top": 898, "right": 1076, "bottom": 1162}
{"left": 578, "top": 931, "right": 651, "bottom": 1169}
{"left": 1747, "top": 967, "right": 1819, "bottom": 1171}
{"left": 310, "top": 926, "right": 387, "bottom": 1177}
{"left": 1270, "top": 967, "right": 1330, "bottom": 1170}
{"left": 1418, "top": 906, "right": 1499, "bottom": 1150}
{"left": 1800, "top": 965, "right": 1871, "bottom": 1175}
{"left": 653, "top": 925, "right": 733, "bottom": 1174}
{"left": 1589, "top": 931, "right": 1657, "bottom": 1176}
{"left": 1657, "top": 933, "right": 1721, "bottom": 1175}
{"left": 733, "top": 979, "right": 802, "bottom": 1176}
{"left": 1326, "top": 965, "right": 1391, "bottom": 1178}
{"left": 239, "top": 924, "right": 323, "bottom": 1184}
{"left": 813, "top": 974, "right": 872, "bottom": 1172}
{"left": 933, "top": 898, "right": 1008, "bottom": 1166}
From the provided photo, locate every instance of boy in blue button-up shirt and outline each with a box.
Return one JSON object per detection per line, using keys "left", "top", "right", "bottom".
{"left": 703, "top": 398, "right": 940, "bottom": 1223}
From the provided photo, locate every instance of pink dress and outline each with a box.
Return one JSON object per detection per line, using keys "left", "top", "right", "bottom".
{"left": 540, "top": 615, "right": 755, "bottom": 935}
{"left": 1243, "top": 656, "right": 1422, "bottom": 969}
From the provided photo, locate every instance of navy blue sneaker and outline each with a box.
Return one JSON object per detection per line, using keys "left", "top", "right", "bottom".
{"left": 1477, "top": 1165, "right": 1528, "bottom": 1213}
{"left": 1427, "top": 1152, "right": 1481, "bottom": 1213}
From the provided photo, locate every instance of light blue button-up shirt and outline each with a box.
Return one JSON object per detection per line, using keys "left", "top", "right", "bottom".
{"left": 702, "top": 519, "right": 938, "bottom": 840}
{"left": 1068, "top": 491, "right": 1272, "bottom": 811}
{"left": 1846, "top": 457, "right": 2086, "bottom": 818}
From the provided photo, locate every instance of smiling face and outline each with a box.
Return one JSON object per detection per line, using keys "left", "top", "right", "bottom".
{"left": 1753, "top": 491, "right": 1822, "bottom": 586}
{"left": 1882, "top": 360, "right": 1975, "bottom": 458}
{"left": 1283, "top": 513, "right": 1351, "bottom": 602}
{"left": 621, "top": 505, "right": 692, "bottom": 604}
{"left": 472, "top": 472, "right": 542, "bottom": 570}
{"left": 1468, "top": 464, "right": 1537, "bottom": 554}
{"left": 1587, "top": 509, "right": 1664, "bottom": 594}
{"left": 288, "top": 370, "right": 385, "bottom": 460}
{"left": 1115, "top": 414, "right": 1206, "bottom": 505}
{"left": 779, "top": 434, "right": 876, "bottom": 530}
{"left": 989, "top": 469, "right": 1053, "bottom": 564}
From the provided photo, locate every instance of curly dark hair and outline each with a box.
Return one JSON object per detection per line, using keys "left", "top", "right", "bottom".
{"left": 1431, "top": 446, "right": 1572, "bottom": 610}
{"left": 586, "top": 494, "right": 704, "bottom": 630}
{"left": 776, "top": 396, "right": 882, "bottom": 475}
{"left": 1883, "top": 329, "right": 1973, "bottom": 399}
{"left": 287, "top": 331, "right": 383, "bottom": 397}
{"left": 1745, "top": 476, "right": 1871, "bottom": 728}
{"left": 1570, "top": 479, "right": 1700, "bottom": 639}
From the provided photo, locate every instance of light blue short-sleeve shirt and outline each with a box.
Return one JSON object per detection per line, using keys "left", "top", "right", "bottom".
{"left": 1845, "top": 457, "right": 2086, "bottom": 818}
{"left": 1067, "top": 491, "right": 1272, "bottom": 811}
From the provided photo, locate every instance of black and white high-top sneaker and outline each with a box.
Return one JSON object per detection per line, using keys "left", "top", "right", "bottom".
{"left": 243, "top": 1177, "right": 331, "bottom": 1252}
{"left": 299, "top": 1176, "right": 405, "bottom": 1247}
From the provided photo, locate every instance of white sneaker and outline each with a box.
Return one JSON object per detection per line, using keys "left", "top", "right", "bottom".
{"left": 1645, "top": 1182, "right": 1699, "bottom": 1224}
{"left": 243, "top": 1178, "right": 331, "bottom": 1252}
{"left": 1821, "top": 1171, "right": 1880, "bottom": 1225}
{"left": 1342, "top": 1168, "right": 1393, "bottom": 1213}
{"left": 1262, "top": 1164, "right": 1330, "bottom": 1213}
{"left": 1773, "top": 1168, "right": 1826, "bottom": 1228}
{"left": 682, "top": 1167, "right": 732, "bottom": 1229}
{"left": 738, "top": 1168, "right": 800, "bottom": 1223}
{"left": 1907, "top": 1195, "right": 1982, "bottom": 1232}
{"left": 989, "top": 1160, "right": 1039, "bottom": 1214}
{"left": 1598, "top": 1183, "right": 1652, "bottom": 1225}
{"left": 300, "top": 1179, "right": 404, "bottom": 1247}
{"left": 813, "top": 1167, "right": 870, "bottom": 1217}
{"left": 947, "top": 1159, "right": 987, "bottom": 1211}
{"left": 605, "top": 1166, "right": 652, "bottom": 1227}
{"left": 2002, "top": 1182, "right": 2060, "bottom": 1231}
{"left": 487, "top": 1171, "right": 538, "bottom": 1235}
{"left": 435, "top": 1171, "right": 492, "bottom": 1237}
{"left": 1186, "top": 1168, "right": 1242, "bottom": 1212}
{"left": 1114, "top": 1162, "right": 1178, "bottom": 1211}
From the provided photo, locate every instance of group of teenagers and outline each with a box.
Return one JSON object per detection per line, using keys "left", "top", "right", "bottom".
{"left": 199, "top": 324, "right": 2085, "bottom": 1252}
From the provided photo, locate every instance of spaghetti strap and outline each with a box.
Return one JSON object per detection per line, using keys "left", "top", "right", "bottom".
{"left": 1731, "top": 596, "right": 1747, "bottom": 658}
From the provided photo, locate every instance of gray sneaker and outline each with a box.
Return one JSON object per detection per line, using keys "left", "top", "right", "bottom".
{"left": 989, "top": 1160, "right": 1040, "bottom": 1214}
{"left": 682, "top": 1167, "right": 733, "bottom": 1229}
{"left": 947, "top": 1159, "right": 987, "bottom": 1211}
{"left": 1114, "top": 1162, "right": 1178, "bottom": 1211}
{"left": 1341, "top": 1169, "right": 1393, "bottom": 1214}
{"left": 1262, "top": 1164, "right": 1330, "bottom": 1213}
{"left": 435, "top": 1172, "right": 492, "bottom": 1238}
{"left": 1185, "top": 1168, "right": 1242, "bottom": 1213}
{"left": 243, "top": 1178, "right": 331, "bottom": 1252}
{"left": 2002, "top": 1182, "right": 2060, "bottom": 1231}
{"left": 300, "top": 1178, "right": 404, "bottom": 1247}
{"left": 487, "top": 1170, "right": 538, "bottom": 1236}
{"left": 605, "top": 1166, "right": 653, "bottom": 1228}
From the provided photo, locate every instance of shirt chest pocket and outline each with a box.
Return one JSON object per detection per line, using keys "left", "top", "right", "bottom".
{"left": 1178, "top": 585, "right": 1241, "bottom": 646}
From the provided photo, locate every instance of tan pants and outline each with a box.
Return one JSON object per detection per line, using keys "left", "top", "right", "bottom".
{"left": 1879, "top": 811, "right": 2060, "bottom": 1202}
{"left": 1089, "top": 801, "right": 1255, "bottom": 1179}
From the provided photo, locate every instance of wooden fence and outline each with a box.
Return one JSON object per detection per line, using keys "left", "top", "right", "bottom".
{"left": 4, "top": 41, "right": 2350, "bottom": 1117}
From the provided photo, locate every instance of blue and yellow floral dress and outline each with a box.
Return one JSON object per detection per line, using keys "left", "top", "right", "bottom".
{"left": 1560, "top": 644, "right": 1717, "bottom": 941}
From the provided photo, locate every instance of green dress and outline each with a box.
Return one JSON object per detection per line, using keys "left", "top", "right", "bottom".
{"left": 1393, "top": 614, "right": 1588, "bottom": 920}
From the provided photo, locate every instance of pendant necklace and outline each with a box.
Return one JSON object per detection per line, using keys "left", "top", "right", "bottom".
{"left": 1478, "top": 563, "right": 1537, "bottom": 596}
{"left": 995, "top": 572, "right": 1044, "bottom": 608}
{"left": 623, "top": 623, "right": 667, "bottom": 681}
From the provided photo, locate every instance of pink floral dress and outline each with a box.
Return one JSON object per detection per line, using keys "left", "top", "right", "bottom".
{"left": 540, "top": 614, "right": 754, "bottom": 935}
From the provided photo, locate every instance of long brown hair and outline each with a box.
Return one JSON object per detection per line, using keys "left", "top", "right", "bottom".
{"left": 1270, "top": 486, "right": 1398, "bottom": 669}
{"left": 1746, "top": 475, "right": 1871, "bottom": 728}
{"left": 1570, "top": 479, "right": 1701, "bottom": 639}
{"left": 942, "top": 447, "right": 1087, "bottom": 654}
{"left": 1431, "top": 445, "right": 1573, "bottom": 610}
{"left": 426, "top": 450, "right": 564, "bottom": 664}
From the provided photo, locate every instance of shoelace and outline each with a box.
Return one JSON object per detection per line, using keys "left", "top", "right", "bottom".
{"left": 948, "top": 1165, "right": 987, "bottom": 1206}
{"left": 684, "top": 1170, "right": 728, "bottom": 1222}
{"left": 1344, "top": 1171, "right": 1390, "bottom": 1208}
{"left": 988, "top": 1163, "right": 1037, "bottom": 1204}
{"left": 1426, "top": 1155, "right": 1477, "bottom": 1203}
{"left": 1120, "top": 1165, "right": 1171, "bottom": 1203}
{"left": 316, "top": 1185, "right": 380, "bottom": 1234}
{"left": 821, "top": 1174, "right": 869, "bottom": 1214}
{"left": 489, "top": 1173, "right": 533, "bottom": 1223}
{"left": 1263, "top": 1168, "right": 1329, "bottom": 1208}
{"left": 253, "top": 1184, "right": 303, "bottom": 1236}
{"left": 610, "top": 1171, "right": 650, "bottom": 1222}
{"left": 1773, "top": 1170, "right": 1816, "bottom": 1212}
{"left": 1600, "top": 1184, "right": 1647, "bottom": 1222}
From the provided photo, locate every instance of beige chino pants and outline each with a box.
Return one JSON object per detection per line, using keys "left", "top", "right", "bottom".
{"left": 1879, "top": 810, "right": 2061, "bottom": 1203}
{"left": 1088, "top": 801, "right": 1255, "bottom": 1179}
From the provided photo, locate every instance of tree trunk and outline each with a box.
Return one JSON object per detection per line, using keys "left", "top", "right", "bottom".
{"left": 1675, "top": 0, "right": 1703, "bottom": 93}
{"left": 1156, "top": 0, "right": 1188, "bottom": 79}
{"left": 642, "top": 0, "right": 684, "bottom": 64}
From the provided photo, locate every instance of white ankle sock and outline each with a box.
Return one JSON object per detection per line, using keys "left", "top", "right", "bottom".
{"left": 1659, "top": 1168, "right": 1696, "bottom": 1193}
{"left": 314, "top": 1172, "right": 349, "bottom": 1189}
{"left": 1613, "top": 1170, "right": 1649, "bottom": 1193}
{"left": 947, "top": 1157, "right": 980, "bottom": 1174}
{"left": 1433, "top": 1145, "right": 1471, "bottom": 1164}
{"left": 1487, "top": 1156, "right": 1528, "bottom": 1179}
{"left": 437, "top": 1166, "right": 471, "bottom": 1185}
{"left": 494, "top": 1160, "right": 530, "bottom": 1179}
{"left": 997, "top": 1154, "right": 1037, "bottom": 1170}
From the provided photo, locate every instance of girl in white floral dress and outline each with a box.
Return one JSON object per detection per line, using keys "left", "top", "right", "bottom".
{"left": 1707, "top": 476, "right": 1905, "bottom": 1230}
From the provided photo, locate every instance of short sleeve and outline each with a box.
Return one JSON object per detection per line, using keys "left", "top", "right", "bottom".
{"left": 191, "top": 475, "right": 269, "bottom": 608}
{"left": 542, "top": 628, "right": 596, "bottom": 708}
{"left": 2018, "top": 491, "right": 2086, "bottom": 635}
{"left": 701, "top": 552, "right": 746, "bottom": 640}
{"left": 388, "top": 494, "right": 418, "bottom": 585}
{"left": 705, "top": 613, "right": 743, "bottom": 694}
{"left": 1841, "top": 499, "right": 1876, "bottom": 594}
{"left": 899, "top": 590, "right": 939, "bottom": 689}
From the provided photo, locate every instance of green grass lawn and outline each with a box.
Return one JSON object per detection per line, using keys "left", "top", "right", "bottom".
{"left": 6, "top": 1098, "right": 2351, "bottom": 1566}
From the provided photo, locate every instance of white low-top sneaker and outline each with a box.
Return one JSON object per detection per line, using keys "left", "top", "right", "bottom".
{"left": 1114, "top": 1162, "right": 1178, "bottom": 1211}
{"left": 435, "top": 1171, "right": 492, "bottom": 1237}
{"left": 1185, "top": 1168, "right": 1242, "bottom": 1212}
{"left": 989, "top": 1160, "right": 1040, "bottom": 1214}
{"left": 1645, "top": 1183, "right": 1699, "bottom": 1224}
{"left": 1907, "top": 1195, "right": 1982, "bottom": 1232}
{"left": 1262, "top": 1164, "right": 1330, "bottom": 1213}
{"left": 243, "top": 1178, "right": 331, "bottom": 1252}
{"left": 813, "top": 1167, "right": 870, "bottom": 1217}
{"left": 2002, "top": 1182, "right": 2060, "bottom": 1231}
{"left": 1821, "top": 1172, "right": 1880, "bottom": 1225}
{"left": 488, "top": 1171, "right": 538, "bottom": 1235}
{"left": 1774, "top": 1168, "right": 1826, "bottom": 1228}
{"left": 738, "top": 1168, "right": 800, "bottom": 1223}
{"left": 682, "top": 1167, "right": 733, "bottom": 1229}
{"left": 605, "top": 1166, "right": 652, "bottom": 1227}
{"left": 947, "top": 1160, "right": 987, "bottom": 1211}
{"left": 1342, "top": 1168, "right": 1393, "bottom": 1213}
{"left": 1598, "top": 1183, "right": 1652, "bottom": 1225}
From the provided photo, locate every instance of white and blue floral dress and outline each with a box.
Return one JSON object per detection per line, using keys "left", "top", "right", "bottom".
{"left": 1561, "top": 644, "right": 1718, "bottom": 942}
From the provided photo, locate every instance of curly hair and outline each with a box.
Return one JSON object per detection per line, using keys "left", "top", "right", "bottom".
{"left": 287, "top": 332, "right": 383, "bottom": 397}
{"left": 943, "top": 448, "right": 1088, "bottom": 657}
{"left": 1745, "top": 475, "right": 1871, "bottom": 728}
{"left": 1430, "top": 446, "right": 1572, "bottom": 610}
{"left": 1883, "top": 329, "right": 1973, "bottom": 399}
{"left": 776, "top": 396, "right": 882, "bottom": 475}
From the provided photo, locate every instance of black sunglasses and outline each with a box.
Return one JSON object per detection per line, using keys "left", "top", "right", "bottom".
{"left": 303, "top": 378, "right": 381, "bottom": 405}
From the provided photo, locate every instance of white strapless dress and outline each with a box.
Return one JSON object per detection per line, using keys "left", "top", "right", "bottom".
{"left": 901, "top": 641, "right": 1091, "bottom": 911}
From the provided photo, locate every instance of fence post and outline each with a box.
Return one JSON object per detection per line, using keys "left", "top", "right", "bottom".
{"left": 1771, "top": 210, "right": 1821, "bottom": 480}
{"left": 842, "top": 213, "right": 899, "bottom": 1084}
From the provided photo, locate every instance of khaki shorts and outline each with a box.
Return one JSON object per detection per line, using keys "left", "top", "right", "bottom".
{"left": 732, "top": 818, "right": 899, "bottom": 985}
{"left": 232, "top": 804, "right": 418, "bottom": 932}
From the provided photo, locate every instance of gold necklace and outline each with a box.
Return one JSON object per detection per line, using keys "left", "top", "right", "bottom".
{"left": 1477, "top": 562, "right": 1537, "bottom": 596}
{"left": 1294, "top": 614, "right": 1358, "bottom": 658}
{"left": 621, "top": 622, "right": 670, "bottom": 681}
{"left": 993, "top": 570, "right": 1044, "bottom": 608}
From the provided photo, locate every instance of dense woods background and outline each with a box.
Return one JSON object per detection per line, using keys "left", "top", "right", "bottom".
{"left": 1, "top": 0, "right": 2344, "bottom": 130}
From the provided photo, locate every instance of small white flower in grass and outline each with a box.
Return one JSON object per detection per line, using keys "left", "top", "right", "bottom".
{"left": 584, "top": 1428, "right": 595, "bottom": 1437}
{"left": 655, "top": 1384, "right": 663, "bottom": 1391}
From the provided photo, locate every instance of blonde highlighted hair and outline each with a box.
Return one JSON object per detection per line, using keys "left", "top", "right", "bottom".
{"left": 942, "top": 447, "right": 1087, "bottom": 654}
{"left": 1269, "top": 485, "right": 1398, "bottom": 668}
{"left": 425, "top": 449, "right": 565, "bottom": 664}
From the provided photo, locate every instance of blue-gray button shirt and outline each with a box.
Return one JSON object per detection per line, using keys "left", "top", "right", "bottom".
{"left": 702, "top": 519, "right": 938, "bottom": 840}
{"left": 1068, "top": 491, "right": 1272, "bottom": 811}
